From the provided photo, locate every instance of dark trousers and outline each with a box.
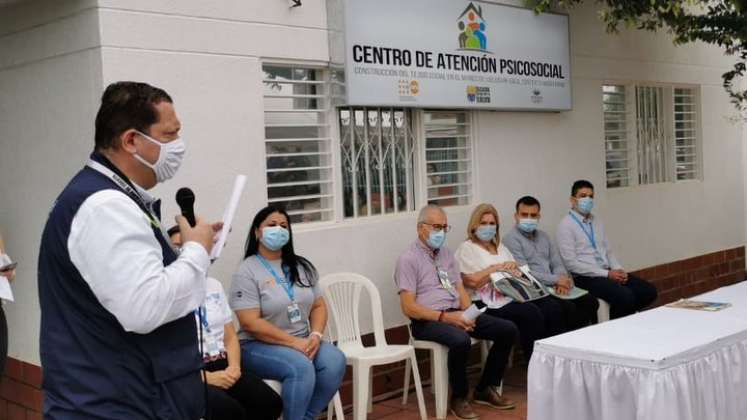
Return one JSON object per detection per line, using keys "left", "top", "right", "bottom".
{"left": 204, "top": 358, "right": 283, "bottom": 420}
{"left": 411, "top": 313, "right": 517, "bottom": 399}
{"left": 551, "top": 292, "right": 600, "bottom": 330}
{"left": 478, "top": 301, "right": 544, "bottom": 362}
{"left": 532, "top": 296, "right": 566, "bottom": 338}
{"left": 572, "top": 273, "right": 657, "bottom": 319}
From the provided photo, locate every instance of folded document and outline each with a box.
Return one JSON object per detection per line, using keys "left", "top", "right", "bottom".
{"left": 489, "top": 266, "right": 550, "bottom": 303}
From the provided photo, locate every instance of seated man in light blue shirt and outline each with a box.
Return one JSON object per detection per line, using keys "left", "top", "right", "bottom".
{"left": 556, "top": 180, "right": 657, "bottom": 319}
{"left": 503, "top": 196, "right": 599, "bottom": 331}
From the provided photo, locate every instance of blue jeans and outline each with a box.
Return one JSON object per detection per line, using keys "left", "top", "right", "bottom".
{"left": 241, "top": 340, "right": 346, "bottom": 420}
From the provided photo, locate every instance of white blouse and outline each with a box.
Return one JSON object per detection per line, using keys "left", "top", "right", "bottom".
{"left": 454, "top": 240, "right": 516, "bottom": 309}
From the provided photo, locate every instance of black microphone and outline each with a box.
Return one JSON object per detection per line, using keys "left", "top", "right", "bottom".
{"left": 176, "top": 187, "right": 196, "bottom": 227}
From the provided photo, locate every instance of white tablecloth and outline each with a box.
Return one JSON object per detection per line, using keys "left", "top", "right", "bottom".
{"left": 528, "top": 281, "right": 747, "bottom": 420}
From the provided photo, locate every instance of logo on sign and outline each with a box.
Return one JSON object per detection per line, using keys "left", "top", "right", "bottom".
{"left": 467, "top": 85, "right": 491, "bottom": 103}
{"left": 398, "top": 79, "right": 420, "bottom": 101}
{"left": 457, "top": 2, "right": 489, "bottom": 53}
{"left": 531, "top": 89, "right": 543, "bottom": 104}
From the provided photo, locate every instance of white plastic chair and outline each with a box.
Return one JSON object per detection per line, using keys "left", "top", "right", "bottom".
{"left": 263, "top": 379, "right": 344, "bottom": 420}
{"left": 402, "top": 326, "right": 492, "bottom": 419}
{"left": 320, "top": 272, "right": 428, "bottom": 420}
{"left": 597, "top": 298, "right": 610, "bottom": 323}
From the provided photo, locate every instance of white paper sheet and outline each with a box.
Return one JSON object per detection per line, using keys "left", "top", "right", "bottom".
{"left": 462, "top": 303, "right": 486, "bottom": 321}
{"left": 0, "top": 276, "right": 14, "bottom": 302}
{"left": 210, "top": 174, "right": 247, "bottom": 261}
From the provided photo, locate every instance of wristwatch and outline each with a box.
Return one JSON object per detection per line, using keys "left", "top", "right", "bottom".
{"left": 310, "top": 331, "right": 324, "bottom": 340}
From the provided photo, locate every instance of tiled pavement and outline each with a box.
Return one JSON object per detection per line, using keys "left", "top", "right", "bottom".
{"left": 339, "top": 364, "right": 529, "bottom": 420}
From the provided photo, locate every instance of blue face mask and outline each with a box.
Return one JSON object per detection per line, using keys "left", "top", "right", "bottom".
{"left": 475, "top": 225, "right": 497, "bottom": 241}
{"left": 427, "top": 229, "right": 446, "bottom": 249}
{"left": 260, "top": 225, "right": 290, "bottom": 251}
{"left": 518, "top": 218, "right": 538, "bottom": 233}
{"left": 577, "top": 197, "right": 594, "bottom": 215}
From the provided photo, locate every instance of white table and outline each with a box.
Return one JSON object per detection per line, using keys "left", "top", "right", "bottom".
{"left": 528, "top": 281, "right": 747, "bottom": 420}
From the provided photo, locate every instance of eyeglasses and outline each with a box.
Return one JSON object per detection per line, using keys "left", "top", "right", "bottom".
{"left": 421, "top": 222, "right": 452, "bottom": 232}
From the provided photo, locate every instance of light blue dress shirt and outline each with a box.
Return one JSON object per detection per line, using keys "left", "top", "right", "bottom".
{"left": 502, "top": 226, "right": 567, "bottom": 286}
{"left": 556, "top": 209, "right": 623, "bottom": 278}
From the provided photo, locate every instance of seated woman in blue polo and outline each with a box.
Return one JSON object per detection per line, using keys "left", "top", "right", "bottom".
{"left": 229, "top": 206, "right": 346, "bottom": 420}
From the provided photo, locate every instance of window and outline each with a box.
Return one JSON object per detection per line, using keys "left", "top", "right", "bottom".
{"left": 673, "top": 87, "right": 699, "bottom": 180}
{"left": 635, "top": 86, "right": 671, "bottom": 185}
{"left": 338, "top": 108, "right": 416, "bottom": 218}
{"left": 603, "top": 85, "right": 631, "bottom": 188}
{"left": 264, "top": 66, "right": 474, "bottom": 223}
{"left": 423, "top": 111, "right": 473, "bottom": 206}
{"left": 602, "top": 84, "right": 700, "bottom": 188}
{"left": 263, "top": 65, "right": 333, "bottom": 223}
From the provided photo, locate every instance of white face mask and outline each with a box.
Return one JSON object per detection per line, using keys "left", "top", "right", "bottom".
{"left": 134, "top": 130, "right": 186, "bottom": 183}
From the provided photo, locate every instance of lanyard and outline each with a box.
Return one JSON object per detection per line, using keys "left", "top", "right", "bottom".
{"left": 256, "top": 255, "right": 295, "bottom": 302}
{"left": 196, "top": 306, "right": 209, "bottom": 329}
{"left": 86, "top": 160, "right": 161, "bottom": 230}
{"left": 419, "top": 245, "right": 457, "bottom": 296}
{"left": 569, "top": 212, "right": 596, "bottom": 250}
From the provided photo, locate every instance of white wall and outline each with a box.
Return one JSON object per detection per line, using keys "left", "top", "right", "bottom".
{"left": 0, "top": 0, "right": 101, "bottom": 364}
{"left": 95, "top": 0, "right": 333, "bottom": 307}
{"left": 0, "top": 0, "right": 743, "bottom": 364}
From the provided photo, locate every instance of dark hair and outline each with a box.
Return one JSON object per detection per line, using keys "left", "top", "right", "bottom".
{"left": 244, "top": 206, "right": 317, "bottom": 287}
{"left": 94, "top": 81, "right": 173, "bottom": 150}
{"left": 515, "top": 196, "right": 541, "bottom": 212}
{"left": 571, "top": 180, "right": 594, "bottom": 197}
{"left": 167, "top": 225, "right": 180, "bottom": 238}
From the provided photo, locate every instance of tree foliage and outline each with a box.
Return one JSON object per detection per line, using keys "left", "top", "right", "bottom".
{"left": 531, "top": 0, "right": 747, "bottom": 109}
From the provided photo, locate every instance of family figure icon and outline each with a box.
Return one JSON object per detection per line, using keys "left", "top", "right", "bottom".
{"left": 458, "top": 3, "right": 487, "bottom": 51}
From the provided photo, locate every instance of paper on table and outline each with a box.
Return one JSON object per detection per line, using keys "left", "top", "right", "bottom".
{"left": 666, "top": 299, "right": 731, "bottom": 311}
{"left": 0, "top": 276, "right": 14, "bottom": 302}
{"left": 210, "top": 174, "right": 247, "bottom": 261}
{"left": 462, "top": 303, "right": 487, "bottom": 321}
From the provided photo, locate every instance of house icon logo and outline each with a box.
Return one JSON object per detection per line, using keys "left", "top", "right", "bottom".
{"left": 457, "top": 2, "right": 490, "bottom": 53}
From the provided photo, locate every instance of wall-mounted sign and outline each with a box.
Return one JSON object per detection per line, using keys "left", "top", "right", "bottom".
{"left": 342, "top": 0, "right": 572, "bottom": 111}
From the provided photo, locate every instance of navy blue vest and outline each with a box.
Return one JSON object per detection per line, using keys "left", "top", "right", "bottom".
{"left": 38, "top": 152, "right": 204, "bottom": 419}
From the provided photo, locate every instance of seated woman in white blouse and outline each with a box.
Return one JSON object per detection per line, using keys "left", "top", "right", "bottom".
{"left": 455, "top": 203, "right": 563, "bottom": 362}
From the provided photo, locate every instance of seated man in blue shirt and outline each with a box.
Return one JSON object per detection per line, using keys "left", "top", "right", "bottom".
{"left": 503, "top": 196, "right": 599, "bottom": 331}
{"left": 556, "top": 180, "right": 657, "bottom": 319}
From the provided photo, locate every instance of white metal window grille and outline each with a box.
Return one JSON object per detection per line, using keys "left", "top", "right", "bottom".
{"left": 635, "top": 86, "right": 672, "bottom": 185}
{"left": 603, "top": 85, "right": 631, "bottom": 188}
{"left": 673, "top": 87, "right": 699, "bottom": 180}
{"left": 423, "top": 111, "right": 472, "bottom": 206}
{"left": 263, "top": 65, "right": 333, "bottom": 223}
{"left": 338, "top": 108, "right": 417, "bottom": 218}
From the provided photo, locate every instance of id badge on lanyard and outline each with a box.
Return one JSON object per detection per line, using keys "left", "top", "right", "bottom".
{"left": 287, "top": 302, "right": 302, "bottom": 324}
{"left": 197, "top": 306, "right": 219, "bottom": 355}
{"left": 437, "top": 266, "right": 458, "bottom": 297}
{"left": 570, "top": 212, "right": 608, "bottom": 268}
{"left": 257, "top": 255, "right": 304, "bottom": 324}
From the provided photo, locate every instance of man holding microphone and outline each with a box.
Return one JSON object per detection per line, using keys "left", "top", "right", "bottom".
{"left": 38, "top": 82, "right": 219, "bottom": 419}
